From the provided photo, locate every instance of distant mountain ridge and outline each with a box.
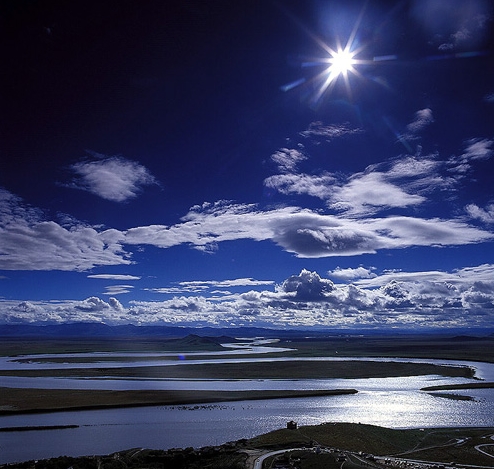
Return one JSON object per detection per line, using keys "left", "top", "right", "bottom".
{"left": 0, "top": 322, "right": 493, "bottom": 339}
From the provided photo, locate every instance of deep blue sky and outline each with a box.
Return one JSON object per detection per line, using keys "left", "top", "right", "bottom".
{"left": 1, "top": 0, "right": 494, "bottom": 330}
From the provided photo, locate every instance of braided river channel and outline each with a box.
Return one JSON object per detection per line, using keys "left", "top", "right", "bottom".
{"left": 1, "top": 342, "right": 494, "bottom": 464}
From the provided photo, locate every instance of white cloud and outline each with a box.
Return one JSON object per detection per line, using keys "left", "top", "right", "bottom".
{"left": 147, "top": 278, "right": 274, "bottom": 294}
{"left": 88, "top": 274, "right": 141, "bottom": 280}
{"left": 448, "top": 138, "right": 493, "bottom": 174}
{"left": 299, "top": 121, "right": 363, "bottom": 141}
{"left": 264, "top": 173, "right": 336, "bottom": 200}
{"left": 460, "top": 138, "right": 493, "bottom": 162}
{"left": 124, "top": 202, "right": 493, "bottom": 258}
{"left": 0, "top": 188, "right": 130, "bottom": 271}
{"left": 67, "top": 155, "right": 157, "bottom": 202}
{"left": 466, "top": 203, "right": 494, "bottom": 224}
{"left": 2, "top": 265, "right": 494, "bottom": 328}
{"left": 404, "top": 108, "right": 434, "bottom": 137}
{"left": 327, "top": 172, "right": 426, "bottom": 215}
{"left": 103, "top": 285, "right": 134, "bottom": 296}
{"left": 328, "top": 266, "right": 377, "bottom": 281}
{"left": 280, "top": 269, "right": 334, "bottom": 301}
{"left": 270, "top": 148, "right": 307, "bottom": 173}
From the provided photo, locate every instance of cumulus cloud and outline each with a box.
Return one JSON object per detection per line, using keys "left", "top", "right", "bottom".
{"left": 3, "top": 265, "right": 494, "bottom": 329}
{"left": 0, "top": 188, "right": 130, "bottom": 271}
{"left": 328, "top": 266, "right": 377, "bottom": 281}
{"left": 67, "top": 154, "right": 157, "bottom": 202}
{"left": 280, "top": 269, "right": 334, "bottom": 301}
{"left": 0, "top": 297, "right": 127, "bottom": 324}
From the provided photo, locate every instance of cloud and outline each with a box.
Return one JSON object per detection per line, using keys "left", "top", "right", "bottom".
{"left": 280, "top": 269, "right": 334, "bottom": 301}
{"left": 124, "top": 202, "right": 493, "bottom": 258}
{"left": 403, "top": 108, "right": 434, "bottom": 138}
{"left": 0, "top": 188, "right": 130, "bottom": 271}
{"left": 270, "top": 148, "right": 307, "bottom": 173}
{"left": 299, "top": 121, "right": 363, "bottom": 141}
{"left": 67, "top": 154, "right": 157, "bottom": 202}
{"left": 0, "top": 297, "right": 127, "bottom": 324}
{"left": 448, "top": 138, "right": 493, "bottom": 174}
{"left": 3, "top": 265, "right": 494, "bottom": 329}
{"left": 328, "top": 266, "right": 377, "bottom": 281}
{"left": 264, "top": 164, "right": 431, "bottom": 216}
{"left": 264, "top": 118, "right": 467, "bottom": 216}
{"left": 147, "top": 278, "right": 275, "bottom": 294}
{"left": 460, "top": 138, "right": 493, "bottom": 161}
{"left": 264, "top": 173, "right": 336, "bottom": 200}
{"left": 327, "top": 172, "right": 426, "bottom": 215}
{"left": 466, "top": 203, "right": 494, "bottom": 224}
{"left": 103, "top": 285, "right": 134, "bottom": 296}
{"left": 411, "top": 0, "right": 493, "bottom": 51}
{"left": 88, "top": 274, "right": 141, "bottom": 280}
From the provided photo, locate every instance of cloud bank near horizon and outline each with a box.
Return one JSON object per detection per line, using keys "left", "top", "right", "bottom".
{"left": 1, "top": 265, "right": 493, "bottom": 329}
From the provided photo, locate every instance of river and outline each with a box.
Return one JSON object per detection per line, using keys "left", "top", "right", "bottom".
{"left": 1, "top": 347, "right": 494, "bottom": 464}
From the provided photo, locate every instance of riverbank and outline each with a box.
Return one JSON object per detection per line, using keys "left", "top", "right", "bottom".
{"left": 0, "top": 387, "right": 357, "bottom": 415}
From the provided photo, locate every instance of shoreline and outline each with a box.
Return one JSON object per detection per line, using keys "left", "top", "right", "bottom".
{"left": 0, "top": 387, "right": 357, "bottom": 417}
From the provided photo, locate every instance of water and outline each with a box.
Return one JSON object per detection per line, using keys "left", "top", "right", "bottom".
{"left": 1, "top": 352, "right": 494, "bottom": 464}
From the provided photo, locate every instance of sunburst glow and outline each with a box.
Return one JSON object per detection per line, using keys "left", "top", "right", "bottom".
{"left": 329, "top": 47, "right": 356, "bottom": 76}
{"left": 311, "top": 43, "right": 361, "bottom": 104}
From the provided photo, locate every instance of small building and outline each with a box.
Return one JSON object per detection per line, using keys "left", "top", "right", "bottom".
{"left": 286, "top": 420, "right": 297, "bottom": 430}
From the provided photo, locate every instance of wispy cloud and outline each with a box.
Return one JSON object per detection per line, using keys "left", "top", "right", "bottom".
{"left": 402, "top": 108, "right": 434, "bottom": 140}
{"left": 270, "top": 148, "right": 307, "bottom": 173}
{"left": 411, "top": 0, "right": 492, "bottom": 51}
{"left": 103, "top": 285, "right": 134, "bottom": 296}
{"left": 299, "top": 121, "right": 363, "bottom": 141}
{"left": 466, "top": 203, "right": 494, "bottom": 224}
{"left": 67, "top": 153, "right": 157, "bottom": 202}
{"left": 147, "top": 278, "right": 275, "bottom": 294}
{"left": 88, "top": 274, "right": 141, "bottom": 280}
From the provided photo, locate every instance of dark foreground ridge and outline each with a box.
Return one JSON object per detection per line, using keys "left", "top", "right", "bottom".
{"left": 2, "top": 422, "right": 494, "bottom": 468}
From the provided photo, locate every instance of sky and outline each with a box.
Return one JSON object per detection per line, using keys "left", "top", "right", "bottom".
{"left": 1, "top": 0, "right": 494, "bottom": 331}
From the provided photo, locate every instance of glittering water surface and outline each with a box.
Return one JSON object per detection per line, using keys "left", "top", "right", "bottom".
{"left": 1, "top": 351, "right": 494, "bottom": 464}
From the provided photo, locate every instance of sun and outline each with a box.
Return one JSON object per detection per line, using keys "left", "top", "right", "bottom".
{"left": 329, "top": 47, "right": 356, "bottom": 76}
{"left": 312, "top": 44, "right": 360, "bottom": 103}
